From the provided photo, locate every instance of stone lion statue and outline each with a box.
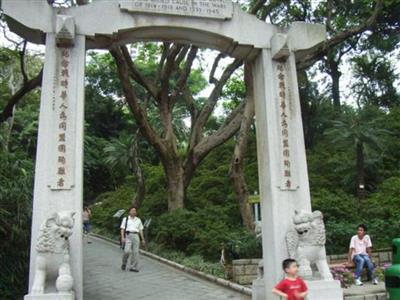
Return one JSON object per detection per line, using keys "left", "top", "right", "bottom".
{"left": 285, "top": 210, "right": 333, "bottom": 280}
{"left": 31, "top": 211, "right": 75, "bottom": 295}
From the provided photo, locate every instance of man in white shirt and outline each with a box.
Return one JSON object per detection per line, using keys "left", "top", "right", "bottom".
{"left": 347, "top": 224, "right": 378, "bottom": 286}
{"left": 120, "top": 206, "right": 146, "bottom": 272}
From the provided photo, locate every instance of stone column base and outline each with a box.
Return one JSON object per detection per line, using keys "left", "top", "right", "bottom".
{"left": 24, "top": 293, "right": 74, "bottom": 300}
{"left": 252, "top": 278, "right": 266, "bottom": 300}
{"left": 306, "top": 279, "right": 343, "bottom": 300}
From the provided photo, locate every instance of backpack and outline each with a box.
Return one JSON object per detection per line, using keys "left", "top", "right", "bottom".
{"left": 119, "top": 216, "right": 129, "bottom": 249}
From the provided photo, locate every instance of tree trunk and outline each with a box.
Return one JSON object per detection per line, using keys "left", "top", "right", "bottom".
{"left": 297, "top": 70, "right": 313, "bottom": 149}
{"left": 131, "top": 130, "right": 146, "bottom": 208}
{"left": 327, "top": 56, "right": 341, "bottom": 111}
{"left": 3, "top": 73, "right": 18, "bottom": 151}
{"left": 356, "top": 141, "right": 365, "bottom": 201}
{"left": 229, "top": 64, "right": 255, "bottom": 231}
{"left": 165, "top": 163, "right": 185, "bottom": 211}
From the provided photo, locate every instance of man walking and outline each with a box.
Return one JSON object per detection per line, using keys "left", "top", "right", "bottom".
{"left": 348, "top": 224, "right": 378, "bottom": 286}
{"left": 120, "top": 206, "right": 146, "bottom": 272}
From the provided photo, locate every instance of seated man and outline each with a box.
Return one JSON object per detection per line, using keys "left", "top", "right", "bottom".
{"left": 347, "top": 224, "right": 378, "bottom": 286}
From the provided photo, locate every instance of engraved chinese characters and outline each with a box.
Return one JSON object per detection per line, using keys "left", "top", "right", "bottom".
{"left": 50, "top": 48, "right": 75, "bottom": 190}
{"left": 277, "top": 63, "right": 296, "bottom": 191}
{"left": 119, "top": 0, "right": 233, "bottom": 20}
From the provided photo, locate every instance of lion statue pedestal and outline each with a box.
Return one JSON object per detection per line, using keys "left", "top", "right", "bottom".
{"left": 285, "top": 210, "right": 343, "bottom": 300}
{"left": 25, "top": 211, "right": 76, "bottom": 300}
{"left": 252, "top": 210, "right": 343, "bottom": 300}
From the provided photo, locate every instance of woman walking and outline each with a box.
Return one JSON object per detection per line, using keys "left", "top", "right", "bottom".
{"left": 83, "top": 205, "right": 92, "bottom": 244}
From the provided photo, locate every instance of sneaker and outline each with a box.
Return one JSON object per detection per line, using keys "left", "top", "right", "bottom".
{"left": 355, "top": 278, "right": 363, "bottom": 286}
{"left": 372, "top": 278, "right": 379, "bottom": 285}
{"left": 121, "top": 264, "right": 126, "bottom": 271}
{"left": 129, "top": 268, "right": 139, "bottom": 272}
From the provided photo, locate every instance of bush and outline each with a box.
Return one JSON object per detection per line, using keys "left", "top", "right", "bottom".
{"left": 147, "top": 242, "right": 225, "bottom": 278}
{"left": 151, "top": 205, "right": 261, "bottom": 260}
{"left": 312, "top": 179, "right": 400, "bottom": 254}
{"left": 91, "top": 185, "right": 135, "bottom": 235}
{"left": 362, "top": 177, "right": 400, "bottom": 249}
{"left": 312, "top": 189, "right": 361, "bottom": 254}
{"left": 0, "top": 152, "right": 34, "bottom": 299}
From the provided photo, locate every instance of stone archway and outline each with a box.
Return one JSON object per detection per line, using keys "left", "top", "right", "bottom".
{"left": 1, "top": 1, "right": 340, "bottom": 300}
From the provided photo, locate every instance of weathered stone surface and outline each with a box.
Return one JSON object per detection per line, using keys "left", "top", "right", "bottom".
{"left": 346, "top": 297, "right": 366, "bottom": 300}
{"left": 236, "top": 275, "right": 256, "bottom": 285}
{"left": 25, "top": 295, "right": 74, "bottom": 300}
{"left": 27, "top": 212, "right": 75, "bottom": 297}
{"left": 55, "top": 15, "right": 75, "bottom": 47}
{"left": 286, "top": 210, "right": 332, "bottom": 280}
{"left": 376, "top": 293, "right": 387, "bottom": 300}
{"left": 120, "top": 0, "right": 234, "bottom": 20}
{"left": 306, "top": 279, "right": 343, "bottom": 300}
{"left": 379, "top": 252, "right": 390, "bottom": 263}
{"left": 244, "top": 265, "right": 258, "bottom": 275}
{"left": 233, "top": 264, "right": 245, "bottom": 274}
{"left": 23, "top": 33, "right": 86, "bottom": 299}
{"left": 233, "top": 259, "right": 253, "bottom": 265}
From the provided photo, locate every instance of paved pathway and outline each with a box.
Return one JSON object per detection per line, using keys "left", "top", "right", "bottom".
{"left": 83, "top": 237, "right": 250, "bottom": 300}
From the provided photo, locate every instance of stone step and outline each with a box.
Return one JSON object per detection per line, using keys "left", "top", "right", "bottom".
{"left": 343, "top": 282, "right": 387, "bottom": 300}
{"left": 344, "top": 293, "right": 387, "bottom": 300}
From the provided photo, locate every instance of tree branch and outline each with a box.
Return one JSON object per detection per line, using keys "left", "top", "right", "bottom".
{"left": 175, "top": 46, "right": 198, "bottom": 93}
{"left": 174, "top": 45, "right": 190, "bottom": 68}
{"left": 120, "top": 45, "right": 159, "bottom": 100}
{"left": 0, "top": 68, "right": 43, "bottom": 123}
{"left": 209, "top": 53, "right": 226, "bottom": 84}
{"left": 110, "top": 46, "right": 166, "bottom": 155}
{"left": 160, "top": 43, "right": 183, "bottom": 110}
{"left": 229, "top": 64, "right": 255, "bottom": 231}
{"left": 194, "top": 101, "right": 245, "bottom": 162}
{"left": 296, "top": 0, "right": 384, "bottom": 70}
{"left": 182, "top": 88, "right": 198, "bottom": 123}
{"left": 19, "top": 41, "right": 28, "bottom": 85}
{"left": 191, "top": 58, "right": 242, "bottom": 144}
{"left": 156, "top": 42, "right": 170, "bottom": 83}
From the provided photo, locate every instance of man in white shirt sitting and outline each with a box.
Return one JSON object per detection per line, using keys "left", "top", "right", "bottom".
{"left": 347, "top": 224, "right": 378, "bottom": 286}
{"left": 120, "top": 206, "right": 146, "bottom": 272}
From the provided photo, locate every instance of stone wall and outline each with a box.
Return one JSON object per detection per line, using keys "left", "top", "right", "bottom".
{"left": 328, "top": 249, "right": 392, "bottom": 266}
{"left": 231, "top": 250, "right": 392, "bottom": 285}
{"left": 232, "top": 259, "right": 261, "bottom": 285}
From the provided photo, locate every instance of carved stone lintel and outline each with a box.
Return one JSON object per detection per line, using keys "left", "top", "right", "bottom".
{"left": 56, "top": 15, "right": 75, "bottom": 48}
{"left": 271, "top": 33, "right": 290, "bottom": 61}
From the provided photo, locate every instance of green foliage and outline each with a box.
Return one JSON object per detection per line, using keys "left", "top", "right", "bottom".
{"left": 362, "top": 177, "right": 400, "bottom": 249}
{"left": 312, "top": 178, "right": 400, "bottom": 254}
{"left": 0, "top": 151, "right": 34, "bottom": 299}
{"left": 150, "top": 206, "right": 260, "bottom": 260}
{"left": 147, "top": 242, "right": 225, "bottom": 278}
{"left": 351, "top": 53, "right": 400, "bottom": 108}
{"left": 90, "top": 185, "right": 136, "bottom": 234}
{"left": 0, "top": 1, "right": 399, "bottom": 293}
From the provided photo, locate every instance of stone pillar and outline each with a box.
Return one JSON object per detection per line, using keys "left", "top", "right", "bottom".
{"left": 27, "top": 33, "right": 85, "bottom": 299}
{"left": 253, "top": 48, "right": 313, "bottom": 299}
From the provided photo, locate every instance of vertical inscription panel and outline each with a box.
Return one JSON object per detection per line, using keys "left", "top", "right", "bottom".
{"left": 48, "top": 47, "right": 75, "bottom": 190}
{"left": 275, "top": 62, "right": 298, "bottom": 191}
{"left": 119, "top": 0, "right": 233, "bottom": 20}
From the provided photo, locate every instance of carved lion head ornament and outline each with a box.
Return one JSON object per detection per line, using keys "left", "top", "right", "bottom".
{"left": 292, "top": 210, "right": 326, "bottom": 245}
{"left": 36, "top": 211, "right": 76, "bottom": 254}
